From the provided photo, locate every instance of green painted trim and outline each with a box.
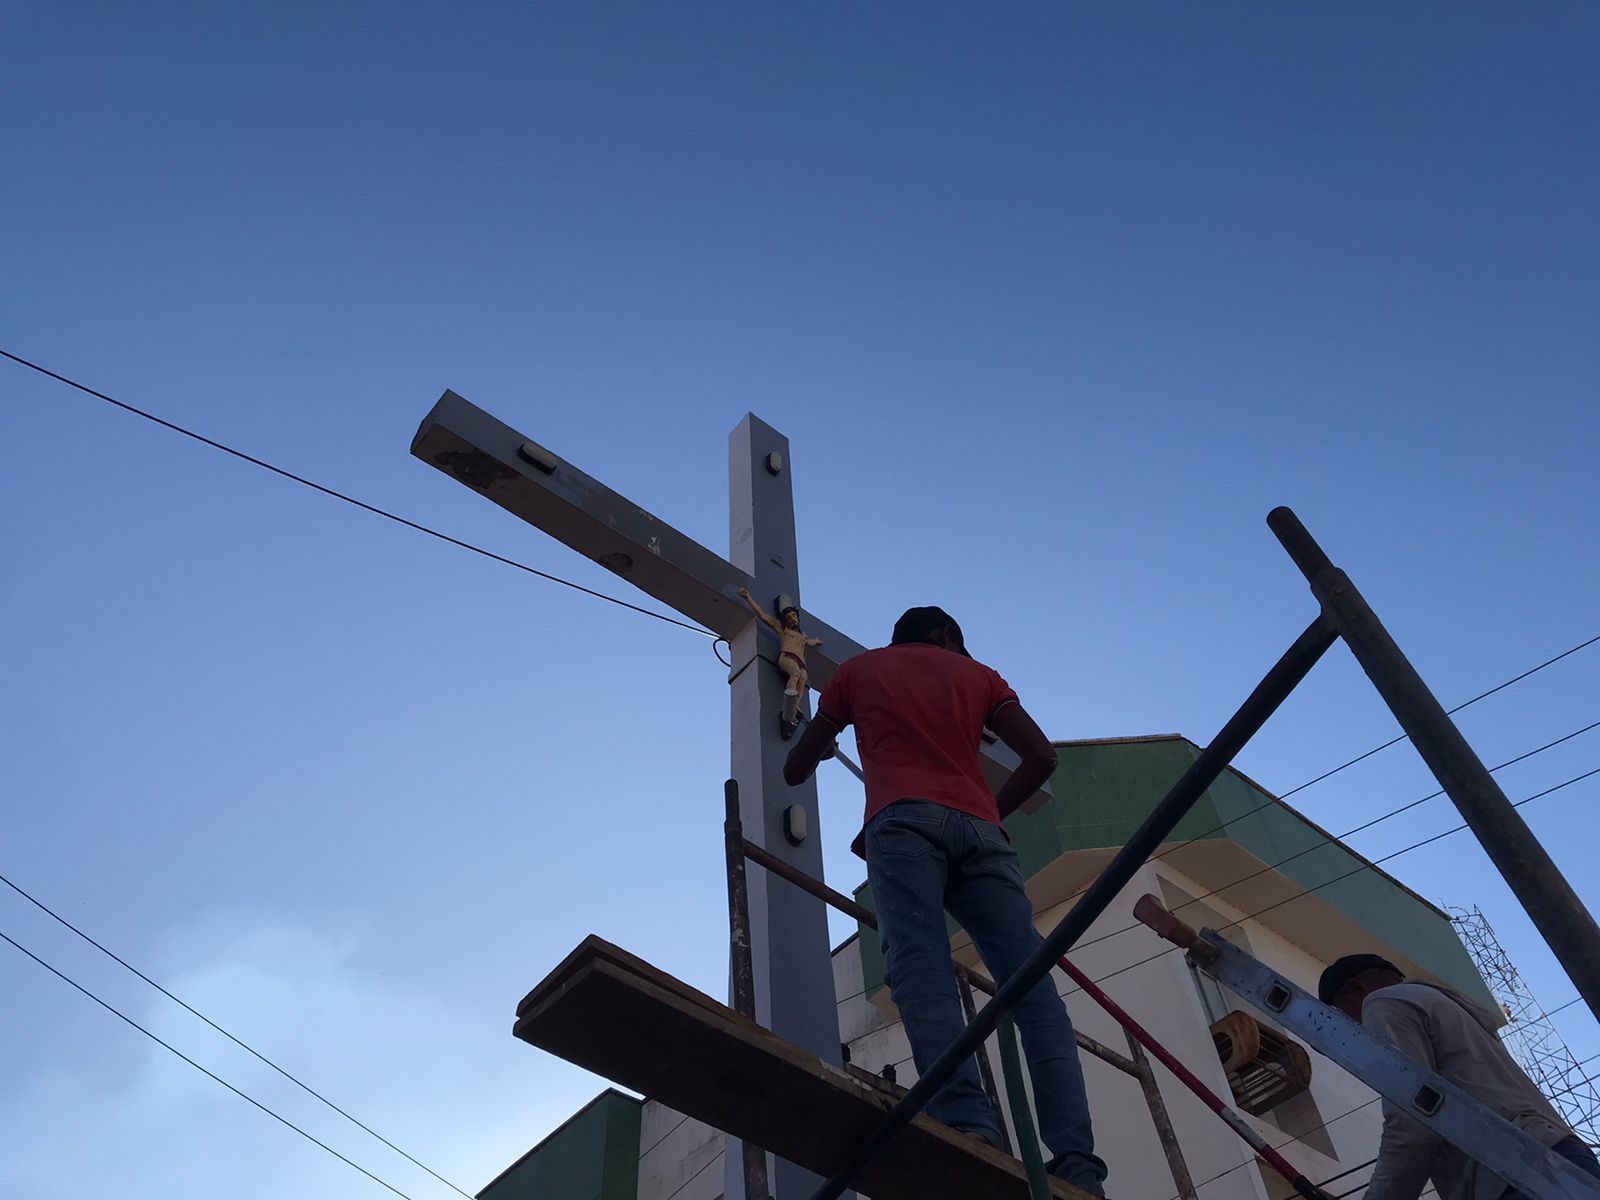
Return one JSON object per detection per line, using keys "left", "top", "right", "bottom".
{"left": 1206, "top": 766, "right": 1490, "bottom": 1003}
{"left": 478, "top": 1089, "right": 641, "bottom": 1200}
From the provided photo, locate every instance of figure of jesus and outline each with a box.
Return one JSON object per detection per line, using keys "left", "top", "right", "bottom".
{"left": 739, "top": 587, "right": 822, "bottom": 737}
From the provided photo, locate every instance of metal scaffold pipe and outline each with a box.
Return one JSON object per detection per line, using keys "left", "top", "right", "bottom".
{"left": 1268, "top": 506, "right": 1600, "bottom": 1028}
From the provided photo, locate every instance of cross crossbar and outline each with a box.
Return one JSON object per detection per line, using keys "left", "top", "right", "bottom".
{"left": 410, "top": 389, "right": 1048, "bottom": 808}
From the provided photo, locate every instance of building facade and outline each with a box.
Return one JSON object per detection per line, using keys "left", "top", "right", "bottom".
{"left": 483, "top": 734, "right": 1493, "bottom": 1200}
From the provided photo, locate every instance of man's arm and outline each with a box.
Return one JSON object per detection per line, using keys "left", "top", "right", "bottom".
{"left": 738, "top": 587, "right": 783, "bottom": 633}
{"left": 989, "top": 701, "right": 1058, "bottom": 820}
{"left": 784, "top": 712, "right": 841, "bottom": 786}
{"left": 1362, "top": 996, "right": 1442, "bottom": 1200}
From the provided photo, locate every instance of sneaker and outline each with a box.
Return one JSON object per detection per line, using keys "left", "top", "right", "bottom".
{"left": 956, "top": 1127, "right": 1005, "bottom": 1153}
{"left": 1046, "top": 1154, "right": 1107, "bottom": 1198}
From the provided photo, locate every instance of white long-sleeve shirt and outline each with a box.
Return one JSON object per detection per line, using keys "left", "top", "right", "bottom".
{"left": 1362, "top": 982, "right": 1570, "bottom": 1200}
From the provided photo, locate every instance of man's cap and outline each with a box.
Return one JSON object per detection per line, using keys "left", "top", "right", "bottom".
{"left": 891, "top": 606, "right": 970, "bottom": 657}
{"left": 1318, "top": 953, "right": 1402, "bottom": 1004}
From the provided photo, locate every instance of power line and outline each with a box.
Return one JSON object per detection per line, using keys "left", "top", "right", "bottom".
{"left": 880, "top": 762, "right": 1600, "bottom": 1072}
{"left": 0, "top": 923, "right": 424, "bottom": 1200}
{"left": 1318, "top": 1157, "right": 1379, "bottom": 1189}
{"left": 836, "top": 718, "right": 1599, "bottom": 1015}
{"left": 1030, "top": 632, "right": 1600, "bottom": 924}
{"left": 938, "top": 628, "right": 1600, "bottom": 977}
{"left": 0, "top": 347, "right": 715, "bottom": 639}
{"left": 1076, "top": 763, "right": 1600, "bottom": 997}
{"left": 845, "top": 718, "right": 1599, "bottom": 1016}
{"left": 1159, "top": 1096, "right": 1384, "bottom": 1200}
{"left": 1164, "top": 1100, "right": 1388, "bottom": 1200}
{"left": 639, "top": 1111, "right": 693, "bottom": 1160}
{"left": 1060, "top": 718, "right": 1600, "bottom": 965}
{"left": 831, "top": 634, "right": 1599, "bottom": 1002}
{"left": 850, "top": 661, "right": 1599, "bottom": 1185}
{"left": 1102, "top": 631, "right": 1600, "bottom": 899}
{"left": 660, "top": 1148, "right": 724, "bottom": 1200}
{"left": 850, "top": 641, "right": 1599, "bottom": 1184}
{"left": 1274, "top": 632, "right": 1600, "bottom": 803}
{"left": 0, "top": 867, "right": 470, "bottom": 1197}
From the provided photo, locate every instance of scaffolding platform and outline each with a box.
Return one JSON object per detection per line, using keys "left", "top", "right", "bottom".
{"left": 513, "top": 937, "right": 1094, "bottom": 1200}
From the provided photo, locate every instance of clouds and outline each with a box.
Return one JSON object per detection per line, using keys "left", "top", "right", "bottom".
{"left": 0, "top": 912, "right": 606, "bottom": 1200}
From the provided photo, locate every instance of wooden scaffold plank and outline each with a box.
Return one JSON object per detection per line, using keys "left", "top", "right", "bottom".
{"left": 514, "top": 937, "right": 1094, "bottom": 1200}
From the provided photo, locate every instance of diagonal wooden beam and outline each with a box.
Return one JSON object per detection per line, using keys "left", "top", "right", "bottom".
{"left": 412, "top": 389, "right": 751, "bottom": 637}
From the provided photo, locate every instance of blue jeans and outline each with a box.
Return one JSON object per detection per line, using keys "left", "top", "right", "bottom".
{"left": 1504, "top": 1137, "right": 1600, "bottom": 1198}
{"left": 865, "top": 799, "right": 1107, "bottom": 1197}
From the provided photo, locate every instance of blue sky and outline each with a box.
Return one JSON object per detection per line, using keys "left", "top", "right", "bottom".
{"left": 3, "top": 3, "right": 1597, "bottom": 1197}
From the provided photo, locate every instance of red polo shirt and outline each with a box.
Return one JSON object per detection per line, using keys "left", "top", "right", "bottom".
{"left": 816, "top": 642, "right": 1019, "bottom": 857}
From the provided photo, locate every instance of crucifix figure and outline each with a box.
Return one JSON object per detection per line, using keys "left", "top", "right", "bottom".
{"left": 739, "top": 586, "right": 821, "bottom": 737}
{"left": 410, "top": 390, "right": 1050, "bottom": 1200}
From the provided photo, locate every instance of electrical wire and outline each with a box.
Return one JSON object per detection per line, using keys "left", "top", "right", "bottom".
{"left": 828, "top": 634, "right": 1599, "bottom": 1000}
{"left": 1027, "top": 631, "right": 1600, "bottom": 938}
{"left": 18, "top": 347, "right": 1600, "bottom": 1190}
{"left": 0, "top": 348, "right": 715, "bottom": 639}
{"left": 659, "top": 1147, "right": 724, "bottom": 1200}
{"left": 839, "top": 632, "right": 1598, "bottom": 1186}
{"left": 639, "top": 1112, "right": 694, "bottom": 1160}
{"left": 1072, "top": 763, "right": 1600, "bottom": 997}
{"left": 1317, "top": 1156, "right": 1379, "bottom": 1188}
{"left": 0, "top": 923, "right": 423, "bottom": 1200}
{"left": 0, "top": 867, "right": 471, "bottom": 1197}
{"left": 874, "top": 762, "right": 1600, "bottom": 1070}
{"left": 1058, "top": 718, "right": 1600, "bottom": 966}
{"left": 836, "top": 719, "right": 1599, "bottom": 1014}
{"left": 1273, "top": 633, "right": 1600, "bottom": 804}
{"left": 1156, "top": 1097, "right": 1383, "bottom": 1200}
{"left": 1052, "top": 632, "right": 1600, "bottom": 931}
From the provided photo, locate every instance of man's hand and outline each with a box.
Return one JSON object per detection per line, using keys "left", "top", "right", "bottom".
{"left": 785, "top": 712, "right": 844, "bottom": 786}
{"left": 739, "top": 587, "right": 751, "bottom": 599}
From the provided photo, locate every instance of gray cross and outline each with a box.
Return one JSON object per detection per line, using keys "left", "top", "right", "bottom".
{"left": 411, "top": 390, "right": 1049, "bottom": 1200}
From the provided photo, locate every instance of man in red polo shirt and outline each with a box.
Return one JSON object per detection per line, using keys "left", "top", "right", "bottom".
{"left": 783, "top": 607, "right": 1106, "bottom": 1196}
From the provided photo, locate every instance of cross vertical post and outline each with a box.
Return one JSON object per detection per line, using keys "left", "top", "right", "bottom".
{"left": 726, "top": 415, "right": 845, "bottom": 1200}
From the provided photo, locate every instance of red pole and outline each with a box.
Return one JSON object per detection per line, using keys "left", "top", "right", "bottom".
{"left": 1057, "top": 956, "right": 1334, "bottom": 1200}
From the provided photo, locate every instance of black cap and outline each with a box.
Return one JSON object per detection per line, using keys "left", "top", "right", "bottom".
{"left": 891, "top": 606, "right": 970, "bottom": 657}
{"left": 1318, "top": 954, "right": 1402, "bottom": 1004}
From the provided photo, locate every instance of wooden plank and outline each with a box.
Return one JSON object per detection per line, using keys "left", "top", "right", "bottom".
{"left": 514, "top": 936, "right": 735, "bottom": 1024}
{"left": 513, "top": 937, "right": 1094, "bottom": 1200}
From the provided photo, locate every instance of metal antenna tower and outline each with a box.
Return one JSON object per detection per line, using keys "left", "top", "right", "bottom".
{"left": 1449, "top": 905, "right": 1600, "bottom": 1143}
